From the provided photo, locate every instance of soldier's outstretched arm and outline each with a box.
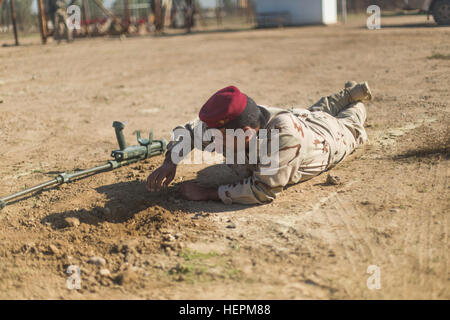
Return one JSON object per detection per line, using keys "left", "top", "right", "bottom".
{"left": 146, "top": 117, "right": 211, "bottom": 191}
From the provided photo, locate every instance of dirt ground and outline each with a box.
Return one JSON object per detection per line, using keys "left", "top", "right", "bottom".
{"left": 0, "top": 14, "right": 449, "bottom": 299}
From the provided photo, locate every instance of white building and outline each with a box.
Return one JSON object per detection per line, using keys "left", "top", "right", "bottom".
{"left": 255, "top": 0, "right": 338, "bottom": 27}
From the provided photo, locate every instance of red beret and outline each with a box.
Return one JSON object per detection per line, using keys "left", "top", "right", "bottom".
{"left": 199, "top": 86, "right": 247, "bottom": 128}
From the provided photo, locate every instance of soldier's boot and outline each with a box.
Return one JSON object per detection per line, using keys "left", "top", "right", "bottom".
{"left": 328, "top": 81, "right": 372, "bottom": 113}
{"left": 345, "top": 81, "right": 357, "bottom": 89}
{"left": 309, "top": 81, "right": 372, "bottom": 116}
{"left": 345, "top": 81, "right": 372, "bottom": 102}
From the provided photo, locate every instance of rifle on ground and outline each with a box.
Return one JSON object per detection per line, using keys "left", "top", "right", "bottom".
{"left": 0, "top": 121, "right": 167, "bottom": 211}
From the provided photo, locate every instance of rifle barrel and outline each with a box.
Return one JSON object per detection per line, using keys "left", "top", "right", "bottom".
{"left": 0, "top": 162, "right": 113, "bottom": 209}
{"left": 0, "top": 158, "right": 154, "bottom": 211}
{"left": 1, "top": 179, "right": 58, "bottom": 203}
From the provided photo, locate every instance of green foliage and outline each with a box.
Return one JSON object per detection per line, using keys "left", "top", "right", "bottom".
{"left": 1, "top": 0, "right": 38, "bottom": 32}
{"left": 179, "top": 249, "right": 219, "bottom": 261}
{"left": 169, "top": 249, "right": 242, "bottom": 283}
{"left": 428, "top": 53, "right": 450, "bottom": 60}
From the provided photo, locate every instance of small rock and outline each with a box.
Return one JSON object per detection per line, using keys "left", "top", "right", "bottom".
{"left": 102, "top": 207, "right": 111, "bottom": 215}
{"left": 161, "top": 242, "right": 176, "bottom": 251}
{"left": 88, "top": 256, "right": 106, "bottom": 266}
{"left": 388, "top": 129, "right": 404, "bottom": 137}
{"left": 389, "top": 208, "right": 399, "bottom": 213}
{"left": 153, "top": 262, "right": 166, "bottom": 270}
{"left": 176, "top": 275, "right": 185, "bottom": 281}
{"left": 119, "top": 263, "right": 130, "bottom": 271}
{"left": 120, "top": 240, "right": 139, "bottom": 253}
{"left": 99, "top": 269, "right": 111, "bottom": 277}
{"left": 115, "top": 270, "right": 136, "bottom": 285}
{"left": 326, "top": 174, "right": 341, "bottom": 185}
{"left": 22, "top": 242, "right": 36, "bottom": 254}
{"left": 65, "top": 217, "right": 80, "bottom": 228}
{"left": 164, "top": 246, "right": 174, "bottom": 255}
{"left": 48, "top": 244, "right": 59, "bottom": 255}
{"left": 62, "top": 255, "right": 74, "bottom": 265}
{"left": 226, "top": 223, "right": 237, "bottom": 229}
{"left": 162, "top": 234, "right": 176, "bottom": 242}
{"left": 170, "top": 263, "right": 184, "bottom": 274}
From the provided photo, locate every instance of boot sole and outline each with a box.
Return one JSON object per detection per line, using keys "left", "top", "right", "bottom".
{"left": 362, "top": 81, "right": 373, "bottom": 101}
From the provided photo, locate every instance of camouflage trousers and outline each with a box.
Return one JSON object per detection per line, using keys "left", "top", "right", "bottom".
{"left": 54, "top": 8, "right": 73, "bottom": 42}
{"left": 306, "top": 91, "right": 368, "bottom": 169}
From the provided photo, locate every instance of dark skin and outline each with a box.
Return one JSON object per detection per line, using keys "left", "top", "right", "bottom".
{"left": 146, "top": 126, "right": 258, "bottom": 201}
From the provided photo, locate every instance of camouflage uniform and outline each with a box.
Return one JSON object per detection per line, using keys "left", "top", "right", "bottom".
{"left": 167, "top": 82, "right": 370, "bottom": 204}
{"left": 54, "top": 0, "right": 73, "bottom": 42}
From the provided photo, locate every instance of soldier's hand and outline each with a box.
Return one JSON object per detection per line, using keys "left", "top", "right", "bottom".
{"left": 146, "top": 161, "right": 177, "bottom": 192}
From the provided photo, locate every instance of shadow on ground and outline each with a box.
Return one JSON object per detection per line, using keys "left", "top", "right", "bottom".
{"left": 41, "top": 164, "right": 255, "bottom": 229}
{"left": 358, "top": 22, "right": 446, "bottom": 29}
{"left": 393, "top": 145, "right": 450, "bottom": 160}
{"left": 393, "top": 126, "right": 450, "bottom": 160}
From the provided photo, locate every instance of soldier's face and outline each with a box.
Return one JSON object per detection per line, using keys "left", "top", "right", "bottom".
{"left": 219, "top": 126, "right": 258, "bottom": 153}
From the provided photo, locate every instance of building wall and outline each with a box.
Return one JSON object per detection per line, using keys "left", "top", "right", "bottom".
{"left": 255, "top": 0, "right": 337, "bottom": 26}
{"left": 322, "top": 0, "right": 338, "bottom": 24}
